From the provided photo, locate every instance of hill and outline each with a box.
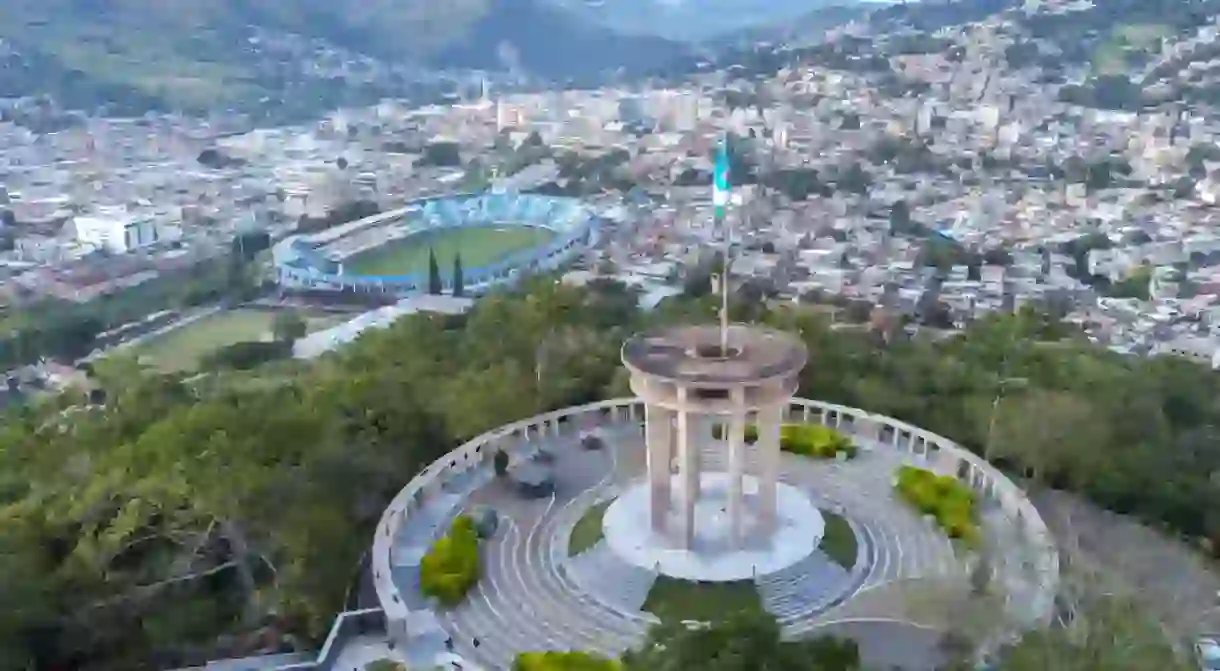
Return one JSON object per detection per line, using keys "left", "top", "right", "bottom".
{"left": 708, "top": 4, "right": 868, "bottom": 49}
{"left": 552, "top": 0, "right": 857, "bottom": 42}
{"left": 0, "top": 0, "right": 689, "bottom": 118}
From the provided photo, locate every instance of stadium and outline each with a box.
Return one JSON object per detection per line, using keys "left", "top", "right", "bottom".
{"left": 272, "top": 193, "right": 601, "bottom": 297}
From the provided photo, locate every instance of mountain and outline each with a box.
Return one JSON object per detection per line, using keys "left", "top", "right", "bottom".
{"left": 551, "top": 0, "right": 856, "bottom": 42}
{"left": 708, "top": 4, "right": 868, "bottom": 49}
{"left": 432, "top": 0, "right": 690, "bottom": 79}
{"left": 0, "top": 0, "right": 689, "bottom": 118}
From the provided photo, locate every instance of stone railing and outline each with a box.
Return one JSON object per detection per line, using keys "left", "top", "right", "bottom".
{"left": 372, "top": 399, "right": 645, "bottom": 647}
{"left": 372, "top": 397, "right": 1059, "bottom": 649}
{"left": 179, "top": 608, "right": 387, "bottom": 671}
{"left": 785, "top": 399, "right": 1060, "bottom": 627}
{"left": 277, "top": 608, "right": 387, "bottom": 671}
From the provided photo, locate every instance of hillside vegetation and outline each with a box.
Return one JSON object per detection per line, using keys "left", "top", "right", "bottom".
{"left": 0, "top": 0, "right": 687, "bottom": 116}
{"left": 1, "top": 279, "right": 1218, "bottom": 669}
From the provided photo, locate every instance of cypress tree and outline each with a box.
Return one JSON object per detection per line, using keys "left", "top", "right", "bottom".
{"left": 452, "top": 253, "right": 465, "bottom": 297}
{"left": 427, "top": 248, "right": 443, "bottom": 295}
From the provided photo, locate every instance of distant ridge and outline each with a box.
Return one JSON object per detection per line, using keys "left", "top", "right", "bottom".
{"left": 552, "top": 0, "right": 860, "bottom": 41}
{"left": 0, "top": 0, "right": 691, "bottom": 116}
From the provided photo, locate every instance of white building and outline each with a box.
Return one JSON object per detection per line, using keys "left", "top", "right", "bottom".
{"left": 72, "top": 214, "right": 159, "bottom": 254}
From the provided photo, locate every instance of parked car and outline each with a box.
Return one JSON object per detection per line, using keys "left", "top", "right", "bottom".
{"left": 1197, "top": 636, "right": 1220, "bottom": 671}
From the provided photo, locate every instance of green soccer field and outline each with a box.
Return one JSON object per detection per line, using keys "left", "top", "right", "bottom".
{"left": 134, "top": 309, "right": 342, "bottom": 373}
{"left": 342, "top": 226, "right": 555, "bottom": 277}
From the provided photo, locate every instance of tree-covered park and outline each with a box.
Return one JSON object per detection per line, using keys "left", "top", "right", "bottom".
{"left": 0, "top": 276, "right": 1217, "bottom": 669}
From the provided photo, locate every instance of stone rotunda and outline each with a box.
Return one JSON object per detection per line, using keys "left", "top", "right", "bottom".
{"left": 610, "top": 323, "right": 818, "bottom": 581}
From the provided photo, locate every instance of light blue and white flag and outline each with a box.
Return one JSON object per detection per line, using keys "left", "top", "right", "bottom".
{"left": 713, "top": 137, "right": 731, "bottom": 219}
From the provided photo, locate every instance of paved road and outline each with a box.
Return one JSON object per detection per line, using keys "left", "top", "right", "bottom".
{"left": 814, "top": 620, "right": 946, "bottom": 671}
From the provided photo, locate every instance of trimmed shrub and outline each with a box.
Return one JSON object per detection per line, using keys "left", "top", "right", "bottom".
{"left": 893, "top": 465, "right": 979, "bottom": 542}
{"left": 713, "top": 422, "right": 856, "bottom": 459}
{"left": 779, "top": 423, "right": 857, "bottom": 460}
{"left": 419, "top": 514, "right": 481, "bottom": 606}
{"left": 513, "top": 650, "right": 621, "bottom": 671}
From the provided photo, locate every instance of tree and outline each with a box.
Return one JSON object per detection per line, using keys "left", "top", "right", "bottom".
{"left": 889, "top": 199, "right": 912, "bottom": 233}
{"left": 453, "top": 253, "right": 465, "bottom": 298}
{"left": 902, "top": 570, "right": 1009, "bottom": 670}
{"left": 232, "top": 231, "right": 272, "bottom": 262}
{"left": 996, "top": 595, "right": 1193, "bottom": 671}
{"left": 419, "top": 142, "right": 462, "bottom": 167}
{"left": 10, "top": 274, "right": 1220, "bottom": 667}
{"left": 272, "top": 310, "right": 308, "bottom": 343}
{"left": 982, "top": 247, "right": 1013, "bottom": 266}
{"left": 428, "top": 248, "right": 443, "bottom": 295}
{"left": 834, "top": 163, "right": 871, "bottom": 195}
{"left": 622, "top": 610, "right": 860, "bottom": 671}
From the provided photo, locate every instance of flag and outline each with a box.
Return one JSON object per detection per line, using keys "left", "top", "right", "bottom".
{"left": 713, "top": 137, "right": 731, "bottom": 219}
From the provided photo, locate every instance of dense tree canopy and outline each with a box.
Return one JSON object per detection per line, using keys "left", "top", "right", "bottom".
{"left": 621, "top": 610, "right": 859, "bottom": 671}
{"left": 2, "top": 278, "right": 1218, "bottom": 669}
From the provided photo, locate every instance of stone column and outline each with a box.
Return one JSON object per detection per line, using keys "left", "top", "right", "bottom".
{"left": 689, "top": 416, "right": 704, "bottom": 498}
{"left": 727, "top": 387, "right": 747, "bottom": 546}
{"left": 676, "top": 386, "right": 697, "bottom": 549}
{"left": 758, "top": 403, "right": 783, "bottom": 534}
{"left": 646, "top": 404, "right": 673, "bottom": 534}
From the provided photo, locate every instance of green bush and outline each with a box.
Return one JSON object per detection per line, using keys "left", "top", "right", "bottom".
{"left": 200, "top": 339, "right": 292, "bottom": 371}
{"left": 779, "top": 423, "right": 857, "bottom": 460}
{"left": 513, "top": 650, "right": 620, "bottom": 670}
{"left": 419, "top": 514, "right": 481, "bottom": 606}
{"left": 713, "top": 422, "right": 856, "bottom": 459}
{"left": 893, "top": 466, "right": 979, "bottom": 542}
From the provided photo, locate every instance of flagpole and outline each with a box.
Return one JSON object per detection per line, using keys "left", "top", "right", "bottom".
{"left": 718, "top": 134, "right": 731, "bottom": 357}
{"left": 720, "top": 212, "right": 730, "bottom": 356}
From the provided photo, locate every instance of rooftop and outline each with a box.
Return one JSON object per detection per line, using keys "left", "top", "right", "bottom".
{"left": 621, "top": 324, "right": 807, "bottom": 385}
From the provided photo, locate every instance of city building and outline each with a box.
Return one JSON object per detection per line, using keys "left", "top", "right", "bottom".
{"left": 71, "top": 213, "right": 159, "bottom": 254}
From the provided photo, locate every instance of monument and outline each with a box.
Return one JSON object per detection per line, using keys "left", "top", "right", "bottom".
{"left": 621, "top": 324, "right": 807, "bottom": 549}
{"left": 602, "top": 136, "right": 816, "bottom": 580}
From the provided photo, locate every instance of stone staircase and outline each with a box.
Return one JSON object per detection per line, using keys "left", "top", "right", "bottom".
{"left": 755, "top": 550, "right": 852, "bottom": 621}
{"left": 567, "top": 541, "right": 658, "bottom": 614}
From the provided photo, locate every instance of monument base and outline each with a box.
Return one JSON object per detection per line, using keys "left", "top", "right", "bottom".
{"left": 601, "top": 473, "right": 825, "bottom": 581}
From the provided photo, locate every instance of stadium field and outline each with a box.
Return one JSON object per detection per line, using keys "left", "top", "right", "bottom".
{"left": 343, "top": 225, "right": 555, "bottom": 277}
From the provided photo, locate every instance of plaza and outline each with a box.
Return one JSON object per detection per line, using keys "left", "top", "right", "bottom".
{"left": 372, "top": 398, "right": 1059, "bottom": 671}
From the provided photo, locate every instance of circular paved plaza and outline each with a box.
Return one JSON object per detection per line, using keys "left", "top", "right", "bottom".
{"left": 376, "top": 401, "right": 1057, "bottom": 671}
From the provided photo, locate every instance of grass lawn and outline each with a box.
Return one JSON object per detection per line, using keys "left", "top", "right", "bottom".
{"left": 568, "top": 500, "right": 610, "bottom": 557}
{"left": 820, "top": 511, "right": 859, "bottom": 570}
{"left": 135, "top": 309, "right": 340, "bottom": 373}
{"left": 642, "top": 577, "right": 764, "bottom": 623}
{"left": 343, "top": 226, "right": 554, "bottom": 277}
